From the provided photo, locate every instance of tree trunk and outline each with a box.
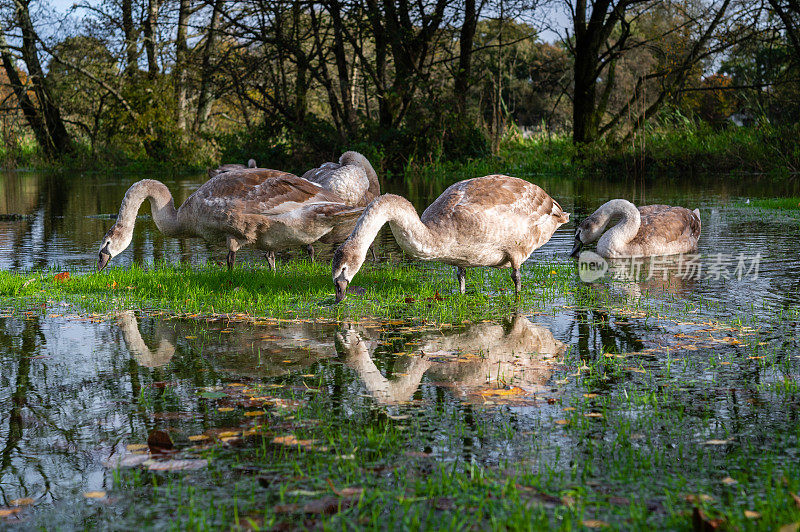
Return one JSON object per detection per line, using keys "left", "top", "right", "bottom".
{"left": 0, "top": 27, "right": 52, "bottom": 154}
{"left": 143, "top": 0, "right": 161, "bottom": 78}
{"left": 175, "top": 0, "right": 190, "bottom": 129}
{"left": 11, "top": 0, "right": 73, "bottom": 156}
{"left": 122, "top": 0, "right": 139, "bottom": 77}
{"left": 194, "top": 0, "right": 223, "bottom": 132}
{"left": 454, "top": 0, "right": 477, "bottom": 112}
{"left": 328, "top": 0, "right": 358, "bottom": 136}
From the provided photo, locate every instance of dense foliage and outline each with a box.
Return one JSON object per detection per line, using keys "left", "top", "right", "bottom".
{"left": 0, "top": 0, "right": 799, "bottom": 173}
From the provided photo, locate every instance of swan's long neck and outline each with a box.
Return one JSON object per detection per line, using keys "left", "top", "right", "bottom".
{"left": 347, "top": 194, "right": 434, "bottom": 261}
{"left": 596, "top": 199, "right": 641, "bottom": 254}
{"left": 340, "top": 151, "right": 380, "bottom": 199}
{"left": 117, "top": 179, "right": 183, "bottom": 237}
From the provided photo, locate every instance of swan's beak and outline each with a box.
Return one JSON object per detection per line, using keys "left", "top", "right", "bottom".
{"left": 334, "top": 273, "right": 348, "bottom": 303}
{"left": 98, "top": 244, "right": 111, "bottom": 271}
{"left": 570, "top": 237, "right": 583, "bottom": 258}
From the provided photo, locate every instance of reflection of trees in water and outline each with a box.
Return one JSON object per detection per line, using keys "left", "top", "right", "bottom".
{"left": 0, "top": 316, "right": 42, "bottom": 502}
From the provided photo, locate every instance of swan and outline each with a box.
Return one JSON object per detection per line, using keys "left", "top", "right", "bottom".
{"left": 301, "top": 151, "right": 381, "bottom": 260}
{"left": 207, "top": 158, "right": 257, "bottom": 178}
{"left": 335, "top": 314, "right": 564, "bottom": 405}
{"left": 97, "top": 169, "right": 363, "bottom": 272}
{"left": 302, "top": 151, "right": 379, "bottom": 207}
{"left": 331, "top": 174, "right": 569, "bottom": 302}
{"left": 570, "top": 200, "right": 701, "bottom": 258}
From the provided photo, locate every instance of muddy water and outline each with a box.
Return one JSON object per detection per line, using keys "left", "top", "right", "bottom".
{"left": 1, "top": 169, "right": 800, "bottom": 525}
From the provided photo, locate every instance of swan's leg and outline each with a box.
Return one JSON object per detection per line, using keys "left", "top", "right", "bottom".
{"left": 369, "top": 245, "right": 378, "bottom": 262}
{"left": 306, "top": 244, "right": 315, "bottom": 262}
{"left": 456, "top": 267, "right": 466, "bottom": 294}
{"left": 266, "top": 251, "right": 276, "bottom": 272}
{"left": 511, "top": 267, "right": 522, "bottom": 295}
{"left": 226, "top": 237, "right": 240, "bottom": 271}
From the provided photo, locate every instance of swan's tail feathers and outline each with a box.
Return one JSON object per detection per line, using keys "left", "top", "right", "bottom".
{"left": 555, "top": 211, "right": 570, "bottom": 225}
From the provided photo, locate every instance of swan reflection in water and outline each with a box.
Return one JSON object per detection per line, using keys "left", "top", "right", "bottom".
{"left": 116, "top": 311, "right": 337, "bottom": 376}
{"left": 335, "top": 314, "right": 566, "bottom": 405}
{"left": 117, "top": 312, "right": 565, "bottom": 406}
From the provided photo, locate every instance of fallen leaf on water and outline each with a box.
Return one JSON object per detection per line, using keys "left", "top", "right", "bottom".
{"left": 387, "top": 414, "right": 409, "bottom": 420}
{"left": 9, "top": 498, "right": 34, "bottom": 507}
{"left": 53, "top": 272, "right": 70, "bottom": 282}
{"left": 582, "top": 520, "right": 609, "bottom": 528}
{"left": 326, "top": 478, "right": 363, "bottom": 497}
{"left": 480, "top": 386, "right": 524, "bottom": 397}
{"left": 583, "top": 393, "right": 599, "bottom": 398}
{"left": 83, "top": 491, "right": 106, "bottom": 499}
{"left": 273, "top": 435, "right": 317, "bottom": 448}
{"left": 721, "top": 477, "right": 737, "bottom": 485}
{"left": 126, "top": 443, "right": 148, "bottom": 452}
{"left": 217, "top": 407, "right": 235, "bottom": 412}
{"left": 147, "top": 459, "right": 208, "bottom": 471}
{"left": 184, "top": 335, "right": 197, "bottom": 339}
{"left": 0, "top": 508, "right": 21, "bottom": 517}
{"left": 563, "top": 407, "right": 576, "bottom": 412}
{"left": 703, "top": 439, "right": 732, "bottom": 445}
{"left": 188, "top": 434, "right": 209, "bottom": 442}
{"left": 217, "top": 431, "right": 240, "bottom": 438}
{"left": 555, "top": 419, "right": 569, "bottom": 425}
{"left": 584, "top": 413, "right": 603, "bottom": 418}
{"left": 744, "top": 510, "right": 761, "bottom": 519}
{"left": 104, "top": 454, "right": 150, "bottom": 468}
{"left": 692, "top": 507, "right": 724, "bottom": 531}
{"left": 685, "top": 494, "right": 714, "bottom": 504}
{"left": 147, "top": 429, "right": 174, "bottom": 451}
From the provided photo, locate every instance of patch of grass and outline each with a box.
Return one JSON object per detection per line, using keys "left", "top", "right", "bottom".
{"left": 733, "top": 197, "right": 800, "bottom": 210}
{"left": 0, "top": 259, "right": 574, "bottom": 321}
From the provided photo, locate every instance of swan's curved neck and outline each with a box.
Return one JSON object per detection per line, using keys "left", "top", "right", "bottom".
{"left": 596, "top": 199, "right": 641, "bottom": 254}
{"left": 361, "top": 159, "right": 380, "bottom": 199}
{"left": 117, "top": 179, "right": 183, "bottom": 236}
{"left": 347, "top": 194, "right": 433, "bottom": 260}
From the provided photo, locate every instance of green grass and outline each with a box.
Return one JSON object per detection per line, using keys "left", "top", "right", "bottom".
{"left": 0, "top": 259, "right": 574, "bottom": 322}
{"left": 734, "top": 197, "right": 800, "bottom": 210}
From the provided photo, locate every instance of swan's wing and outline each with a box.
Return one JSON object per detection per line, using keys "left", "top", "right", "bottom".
{"left": 633, "top": 206, "right": 702, "bottom": 246}
{"left": 207, "top": 163, "right": 247, "bottom": 178}
{"left": 423, "top": 175, "right": 568, "bottom": 229}
{"left": 301, "top": 162, "right": 340, "bottom": 183}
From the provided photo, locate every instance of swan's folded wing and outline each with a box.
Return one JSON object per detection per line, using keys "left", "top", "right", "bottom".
{"left": 634, "top": 207, "right": 701, "bottom": 246}
{"left": 301, "top": 162, "right": 340, "bottom": 183}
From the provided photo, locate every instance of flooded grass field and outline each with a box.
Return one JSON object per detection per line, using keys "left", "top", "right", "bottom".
{"left": 0, "top": 169, "right": 799, "bottom": 529}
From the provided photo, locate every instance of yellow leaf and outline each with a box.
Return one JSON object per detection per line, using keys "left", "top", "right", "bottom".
{"left": 83, "top": 491, "right": 106, "bottom": 499}
{"left": 217, "top": 407, "right": 235, "bottom": 412}
{"left": 217, "top": 431, "right": 240, "bottom": 438}
{"left": 9, "top": 498, "right": 34, "bottom": 507}
{"left": 582, "top": 520, "right": 609, "bottom": 528}
{"left": 744, "top": 510, "right": 761, "bottom": 519}
{"left": 244, "top": 411, "right": 265, "bottom": 417}
{"left": 126, "top": 443, "right": 148, "bottom": 451}
{"left": 704, "top": 439, "right": 732, "bottom": 445}
{"left": 555, "top": 419, "right": 569, "bottom": 425}
{"left": 0, "top": 508, "right": 21, "bottom": 517}
{"left": 188, "top": 434, "right": 209, "bottom": 442}
{"left": 721, "top": 477, "right": 737, "bottom": 485}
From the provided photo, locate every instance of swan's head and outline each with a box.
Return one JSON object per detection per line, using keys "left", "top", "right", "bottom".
{"left": 98, "top": 223, "right": 133, "bottom": 271}
{"left": 332, "top": 243, "right": 365, "bottom": 303}
{"left": 571, "top": 214, "right": 605, "bottom": 257}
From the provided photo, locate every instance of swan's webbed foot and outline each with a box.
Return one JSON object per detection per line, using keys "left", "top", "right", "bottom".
{"left": 511, "top": 267, "right": 522, "bottom": 296}
{"left": 456, "top": 267, "right": 466, "bottom": 294}
{"left": 266, "top": 251, "right": 276, "bottom": 272}
{"left": 226, "top": 250, "right": 236, "bottom": 270}
{"left": 306, "top": 244, "right": 315, "bottom": 262}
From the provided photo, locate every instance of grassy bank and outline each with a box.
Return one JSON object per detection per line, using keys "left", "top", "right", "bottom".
{"left": 0, "top": 260, "right": 573, "bottom": 322}
{"left": 6, "top": 123, "right": 799, "bottom": 181}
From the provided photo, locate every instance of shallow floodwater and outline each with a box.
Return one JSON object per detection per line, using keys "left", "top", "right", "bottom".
{"left": 1, "top": 169, "right": 800, "bottom": 527}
